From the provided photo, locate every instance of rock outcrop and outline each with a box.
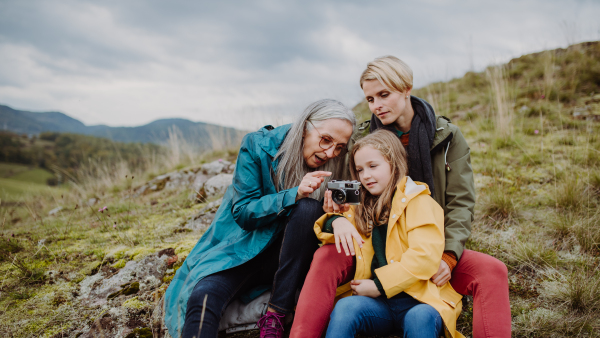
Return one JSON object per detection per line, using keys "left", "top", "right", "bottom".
{"left": 134, "top": 160, "right": 234, "bottom": 198}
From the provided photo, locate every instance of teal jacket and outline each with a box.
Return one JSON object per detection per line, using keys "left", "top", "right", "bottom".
{"left": 164, "top": 124, "right": 299, "bottom": 338}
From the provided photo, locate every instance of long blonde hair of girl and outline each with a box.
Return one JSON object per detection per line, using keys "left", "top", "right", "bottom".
{"left": 350, "top": 130, "right": 409, "bottom": 236}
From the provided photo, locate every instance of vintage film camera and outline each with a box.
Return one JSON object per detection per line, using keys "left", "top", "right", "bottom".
{"left": 327, "top": 180, "right": 361, "bottom": 205}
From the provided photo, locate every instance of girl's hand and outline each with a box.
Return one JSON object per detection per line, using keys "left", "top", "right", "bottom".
{"left": 296, "top": 171, "right": 332, "bottom": 201}
{"left": 323, "top": 190, "right": 351, "bottom": 213}
{"left": 431, "top": 260, "right": 451, "bottom": 286}
{"left": 332, "top": 217, "right": 364, "bottom": 256}
{"left": 350, "top": 279, "right": 381, "bottom": 298}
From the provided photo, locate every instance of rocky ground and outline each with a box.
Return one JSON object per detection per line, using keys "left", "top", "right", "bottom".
{"left": 0, "top": 159, "right": 236, "bottom": 338}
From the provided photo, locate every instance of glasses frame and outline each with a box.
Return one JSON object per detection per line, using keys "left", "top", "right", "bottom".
{"left": 307, "top": 120, "right": 349, "bottom": 157}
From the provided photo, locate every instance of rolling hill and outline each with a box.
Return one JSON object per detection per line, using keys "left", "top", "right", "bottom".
{"left": 0, "top": 105, "right": 246, "bottom": 150}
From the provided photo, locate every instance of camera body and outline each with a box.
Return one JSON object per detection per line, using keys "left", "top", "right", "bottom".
{"left": 327, "top": 180, "right": 361, "bottom": 205}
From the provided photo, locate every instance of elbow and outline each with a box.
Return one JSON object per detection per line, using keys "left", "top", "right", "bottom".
{"left": 231, "top": 205, "right": 254, "bottom": 231}
{"left": 414, "top": 245, "right": 443, "bottom": 278}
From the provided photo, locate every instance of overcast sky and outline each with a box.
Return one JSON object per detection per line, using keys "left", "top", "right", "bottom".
{"left": 1, "top": 0, "right": 599, "bottom": 130}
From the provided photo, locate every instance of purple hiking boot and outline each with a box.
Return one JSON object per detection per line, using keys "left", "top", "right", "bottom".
{"left": 257, "top": 311, "right": 285, "bottom": 338}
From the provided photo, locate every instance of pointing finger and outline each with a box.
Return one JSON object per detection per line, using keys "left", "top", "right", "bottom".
{"left": 308, "top": 171, "right": 332, "bottom": 178}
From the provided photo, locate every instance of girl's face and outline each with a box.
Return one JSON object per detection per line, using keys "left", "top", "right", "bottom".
{"left": 354, "top": 145, "right": 393, "bottom": 196}
{"left": 362, "top": 79, "right": 411, "bottom": 128}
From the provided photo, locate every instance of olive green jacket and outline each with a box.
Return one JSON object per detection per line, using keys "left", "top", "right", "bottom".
{"left": 355, "top": 115, "right": 475, "bottom": 260}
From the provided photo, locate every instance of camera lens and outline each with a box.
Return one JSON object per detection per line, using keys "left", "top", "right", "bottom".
{"left": 332, "top": 190, "right": 346, "bottom": 204}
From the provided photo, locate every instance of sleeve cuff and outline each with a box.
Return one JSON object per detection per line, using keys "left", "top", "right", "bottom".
{"left": 442, "top": 252, "right": 457, "bottom": 272}
{"left": 373, "top": 277, "right": 386, "bottom": 297}
{"left": 323, "top": 215, "right": 343, "bottom": 233}
{"left": 444, "top": 240, "right": 465, "bottom": 261}
{"left": 282, "top": 186, "right": 299, "bottom": 209}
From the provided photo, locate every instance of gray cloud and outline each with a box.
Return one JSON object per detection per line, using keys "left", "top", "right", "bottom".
{"left": 0, "top": 0, "right": 598, "bottom": 129}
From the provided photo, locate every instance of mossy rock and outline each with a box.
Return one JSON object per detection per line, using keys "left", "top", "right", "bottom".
{"left": 107, "top": 282, "right": 140, "bottom": 300}
{"left": 122, "top": 297, "right": 147, "bottom": 309}
{"left": 125, "top": 327, "right": 152, "bottom": 338}
{"left": 111, "top": 259, "right": 127, "bottom": 269}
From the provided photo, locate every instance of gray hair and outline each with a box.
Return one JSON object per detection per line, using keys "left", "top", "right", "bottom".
{"left": 274, "top": 99, "right": 356, "bottom": 201}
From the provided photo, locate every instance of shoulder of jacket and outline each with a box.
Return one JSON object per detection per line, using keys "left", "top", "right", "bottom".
{"left": 405, "top": 193, "right": 443, "bottom": 215}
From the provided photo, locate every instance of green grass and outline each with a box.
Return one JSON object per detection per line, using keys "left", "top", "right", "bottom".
{"left": 0, "top": 162, "right": 31, "bottom": 178}
{"left": 0, "top": 177, "right": 62, "bottom": 201}
{"left": 9, "top": 168, "right": 54, "bottom": 185}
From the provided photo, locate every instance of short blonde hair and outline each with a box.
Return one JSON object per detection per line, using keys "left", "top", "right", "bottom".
{"left": 360, "top": 56, "right": 413, "bottom": 93}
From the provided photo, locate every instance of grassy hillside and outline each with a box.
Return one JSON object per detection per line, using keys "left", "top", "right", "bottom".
{"left": 0, "top": 41, "right": 598, "bottom": 337}
{"left": 416, "top": 41, "right": 600, "bottom": 335}
{"left": 0, "top": 163, "right": 60, "bottom": 201}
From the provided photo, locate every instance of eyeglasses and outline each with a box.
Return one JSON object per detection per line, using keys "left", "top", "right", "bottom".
{"left": 307, "top": 120, "right": 349, "bottom": 157}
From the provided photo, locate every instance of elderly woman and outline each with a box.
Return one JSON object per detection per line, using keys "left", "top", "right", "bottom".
{"left": 164, "top": 99, "right": 355, "bottom": 338}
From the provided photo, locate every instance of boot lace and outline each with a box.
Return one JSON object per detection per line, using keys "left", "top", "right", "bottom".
{"left": 256, "top": 311, "right": 285, "bottom": 338}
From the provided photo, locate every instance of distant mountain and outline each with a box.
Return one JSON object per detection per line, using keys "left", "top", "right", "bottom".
{"left": 0, "top": 104, "right": 247, "bottom": 149}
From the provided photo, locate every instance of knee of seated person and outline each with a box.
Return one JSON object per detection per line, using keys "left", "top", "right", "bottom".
{"left": 187, "top": 283, "right": 219, "bottom": 310}
{"left": 403, "top": 304, "right": 439, "bottom": 328}
{"left": 481, "top": 255, "right": 508, "bottom": 280}
{"left": 330, "top": 297, "right": 362, "bottom": 319}
{"left": 313, "top": 244, "right": 338, "bottom": 262}
{"left": 296, "top": 198, "right": 322, "bottom": 215}
{"left": 312, "top": 245, "right": 352, "bottom": 272}
{"left": 462, "top": 251, "right": 508, "bottom": 280}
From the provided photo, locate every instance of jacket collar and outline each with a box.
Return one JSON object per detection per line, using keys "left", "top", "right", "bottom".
{"left": 257, "top": 124, "right": 292, "bottom": 158}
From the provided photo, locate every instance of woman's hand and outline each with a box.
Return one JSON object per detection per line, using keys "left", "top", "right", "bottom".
{"left": 332, "top": 217, "right": 364, "bottom": 256}
{"left": 323, "top": 190, "right": 351, "bottom": 213}
{"left": 431, "top": 260, "right": 451, "bottom": 286}
{"left": 296, "top": 171, "right": 331, "bottom": 201}
{"left": 350, "top": 279, "right": 381, "bottom": 298}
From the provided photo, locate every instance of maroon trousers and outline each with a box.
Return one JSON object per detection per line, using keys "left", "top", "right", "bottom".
{"left": 290, "top": 245, "right": 511, "bottom": 338}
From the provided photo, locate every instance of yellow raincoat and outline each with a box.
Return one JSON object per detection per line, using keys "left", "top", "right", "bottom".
{"left": 314, "top": 176, "right": 464, "bottom": 338}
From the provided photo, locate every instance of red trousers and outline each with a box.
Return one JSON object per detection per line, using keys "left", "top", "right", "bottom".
{"left": 290, "top": 245, "right": 511, "bottom": 338}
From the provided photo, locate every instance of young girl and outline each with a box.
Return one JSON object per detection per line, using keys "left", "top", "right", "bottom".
{"left": 314, "top": 130, "right": 464, "bottom": 338}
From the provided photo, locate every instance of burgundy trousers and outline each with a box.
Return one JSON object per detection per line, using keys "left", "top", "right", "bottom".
{"left": 290, "top": 246, "right": 511, "bottom": 338}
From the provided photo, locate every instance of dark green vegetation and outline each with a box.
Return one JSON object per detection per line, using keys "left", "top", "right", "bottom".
{"left": 1, "top": 131, "right": 161, "bottom": 178}
{"left": 0, "top": 104, "right": 246, "bottom": 149}
{"left": 0, "top": 42, "right": 599, "bottom": 337}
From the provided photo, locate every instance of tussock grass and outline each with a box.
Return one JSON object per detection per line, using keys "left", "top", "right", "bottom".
{"left": 573, "top": 211, "right": 600, "bottom": 255}
{"left": 481, "top": 183, "right": 517, "bottom": 225}
{"left": 542, "top": 266, "right": 600, "bottom": 313}
{"left": 508, "top": 242, "right": 558, "bottom": 268}
{"left": 554, "top": 175, "right": 588, "bottom": 210}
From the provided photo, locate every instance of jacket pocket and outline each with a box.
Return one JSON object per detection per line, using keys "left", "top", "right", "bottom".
{"left": 439, "top": 284, "right": 462, "bottom": 308}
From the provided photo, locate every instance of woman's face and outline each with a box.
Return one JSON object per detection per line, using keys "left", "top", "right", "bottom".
{"left": 354, "top": 145, "right": 392, "bottom": 196}
{"left": 362, "top": 80, "right": 411, "bottom": 129}
{"left": 303, "top": 118, "right": 353, "bottom": 169}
